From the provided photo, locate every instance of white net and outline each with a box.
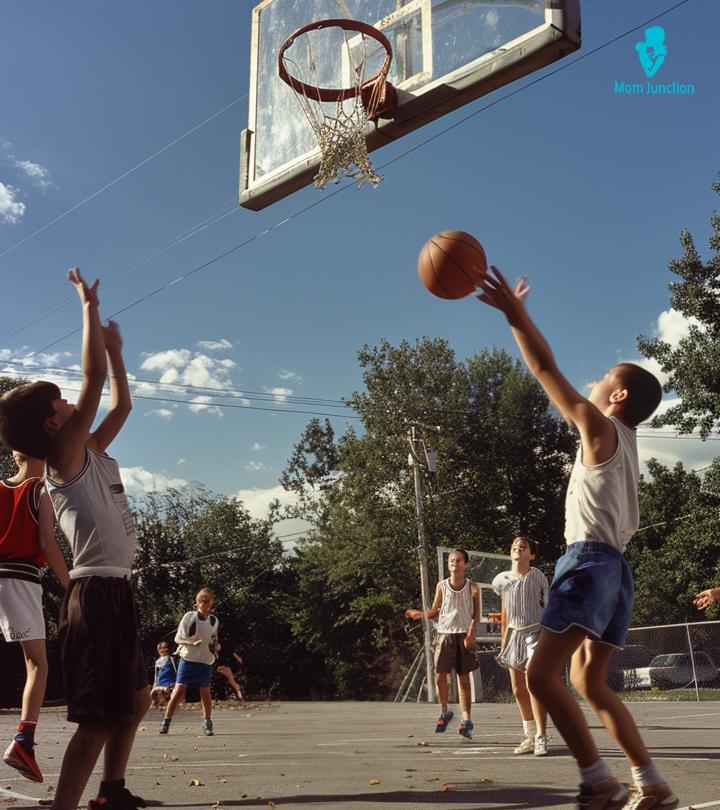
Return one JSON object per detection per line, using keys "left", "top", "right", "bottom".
{"left": 280, "top": 25, "right": 392, "bottom": 189}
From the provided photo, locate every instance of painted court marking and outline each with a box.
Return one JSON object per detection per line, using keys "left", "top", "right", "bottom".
{"left": 0, "top": 786, "right": 48, "bottom": 806}
{"left": 652, "top": 710, "right": 720, "bottom": 721}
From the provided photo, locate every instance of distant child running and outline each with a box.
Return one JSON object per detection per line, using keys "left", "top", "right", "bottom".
{"left": 497, "top": 536, "right": 549, "bottom": 757}
{"left": 217, "top": 647, "right": 244, "bottom": 701}
{"left": 405, "top": 549, "right": 480, "bottom": 739}
{"left": 1, "top": 451, "right": 69, "bottom": 782}
{"left": 160, "top": 588, "right": 219, "bottom": 736}
{"left": 151, "top": 641, "right": 178, "bottom": 708}
{"left": 0, "top": 269, "right": 150, "bottom": 810}
{"left": 477, "top": 267, "right": 676, "bottom": 809}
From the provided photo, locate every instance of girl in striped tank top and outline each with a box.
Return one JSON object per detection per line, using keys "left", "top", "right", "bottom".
{"left": 498, "top": 536, "right": 550, "bottom": 756}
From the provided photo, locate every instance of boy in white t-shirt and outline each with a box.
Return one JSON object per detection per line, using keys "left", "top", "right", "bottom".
{"left": 477, "top": 268, "right": 676, "bottom": 809}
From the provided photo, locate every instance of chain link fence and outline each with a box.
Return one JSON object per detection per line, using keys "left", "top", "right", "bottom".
{"left": 397, "top": 621, "right": 720, "bottom": 703}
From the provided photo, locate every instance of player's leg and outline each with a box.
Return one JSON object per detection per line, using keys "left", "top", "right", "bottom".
{"left": 50, "top": 723, "right": 113, "bottom": 810}
{"left": 509, "top": 666, "right": 535, "bottom": 754}
{"left": 199, "top": 687, "right": 214, "bottom": 736}
{"left": 217, "top": 665, "right": 242, "bottom": 700}
{"left": 528, "top": 628, "right": 629, "bottom": 805}
{"left": 160, "top": 682, "right": 186, "bottom": 734}
{"left": 456, "top": 673, "right": 474, "bottom": 738}
{"left": 571, "top": 640, "right": 676, "bottom": 806}
{"left": 433, "top": 635, "right": 454, "bottom": 731}
{"left": 102, "top": 685, "right": 151, "bottom": 779}
{"left": 2, "top": 582, "right": 47, "bottom": 782}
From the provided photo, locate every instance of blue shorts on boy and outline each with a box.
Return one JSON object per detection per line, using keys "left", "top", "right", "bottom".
{"left": 541, "top": 542, "right": 633, "bottom": 648}
{"left": 542, "top": 416, "right": 639, "bottom": 648}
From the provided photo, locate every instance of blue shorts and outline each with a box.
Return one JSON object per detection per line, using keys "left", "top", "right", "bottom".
{"left": 177, "top": 659, "right": 212, "bottom": 687}
{"left": 541, "top": 541, "right": 634, "bottom": 648}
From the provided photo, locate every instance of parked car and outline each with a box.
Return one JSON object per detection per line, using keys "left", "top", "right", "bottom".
{"left": 606, "top": 645, "right": 655, "bottom": 691}
{"left": 633, "top": 652, "right": 719, "bottom": 689}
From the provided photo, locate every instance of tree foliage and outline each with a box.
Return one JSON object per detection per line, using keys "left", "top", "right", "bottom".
{"left": 638, "top": 176, "right": 720, "bottom": 437}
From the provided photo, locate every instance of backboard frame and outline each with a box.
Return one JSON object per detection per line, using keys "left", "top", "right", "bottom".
{"left": 240, "top": 0, "right": 581, "bottom": 211}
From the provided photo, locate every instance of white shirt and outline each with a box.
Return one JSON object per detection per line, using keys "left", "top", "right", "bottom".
{"left": 564, "top": 417, "right": 639, "bottom": 553}
{"left": 436, "top": 578, "right": 474, "bottom": 634}
{"left": 175, "top": 611, "right": 219, "bottom": 666}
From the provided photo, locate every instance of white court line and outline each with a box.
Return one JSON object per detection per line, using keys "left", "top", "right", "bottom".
{"left": 317, "top": 737, "right": 412, "bottom": 745}
{"left": 677, "top": 802, "right": 720, "bottom": 810}
{"left": 652, "top": 711, "right": 720, "bottom": 721}
{"left": 0, "top": 785, "right": 44, "bottom": 805}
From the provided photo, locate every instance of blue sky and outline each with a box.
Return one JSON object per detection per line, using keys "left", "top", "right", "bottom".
{"left": 1, "top": 0, "right": 718, "bottom": 542}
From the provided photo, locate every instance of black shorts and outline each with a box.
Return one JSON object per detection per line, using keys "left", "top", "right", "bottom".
{"left": 59, "top": 576, "right": 148, "bottom": 725}
{"left": 434, "top": 632, "right": 479, "bottom": 676}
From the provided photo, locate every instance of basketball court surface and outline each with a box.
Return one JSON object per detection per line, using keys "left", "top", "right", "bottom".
{"left": 2, "top": 701, "right": 719, "bottom": 809}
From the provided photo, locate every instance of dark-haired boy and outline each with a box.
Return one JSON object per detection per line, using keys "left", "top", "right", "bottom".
{"left": 405, "top": 548, "right": 480, "bottom": 739}
{"left": 477, "top": 268, "right": 676, "bottom": 809}
{"left": 0, "top": 269, "right": 150, "bottom": 810}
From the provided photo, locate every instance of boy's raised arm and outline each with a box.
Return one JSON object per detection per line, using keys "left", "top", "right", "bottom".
{"left": 476, "top": 266, "right": 615, "bottom": 461}
{"left": 47, "top": 269, "right": 106, "bottom": 479}
{"left": 88, "top": 320, "right": 132, "bottom": 453}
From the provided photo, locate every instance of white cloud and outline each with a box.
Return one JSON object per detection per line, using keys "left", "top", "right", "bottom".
{"left": 0, "top": 182, "right": 25, "bottom": 224}
{"left": 232, "top": 484, "right": 314, "bottom": 547}
{"left": 250, "top": 442, "right": 265, "bottom": 451}
{"left": 14, "top": 159, "right": 54, "bottom": 191}
{"left": 177, "top": 458, "right": 186, "bottom": 466}
{"left": 140, "top": 348, "right": 235, "bottom": 390}
{"left": 188, "top": 395, "right": 223, "bottom": 417}
{"left": 245, "top": 461, "right": 267, "bottom": 471}
{"left": 263, "top": 386, "right": 292, "bottom": 403}
{"left": 656, "top": 307, "right": 703, "bottom": 347}
{"left": 196, "top": 339, "right": 233, "bottom": 352}
{"left": 145, "top": 408, "right": 173, "bottom": 419}
{"left": 278, "top": 369, "right": 302, "bottom": 382}
{"left": 119, "top": 466, "right": 189, "bottom": 498}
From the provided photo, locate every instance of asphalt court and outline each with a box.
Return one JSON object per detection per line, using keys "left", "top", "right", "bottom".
{"left": 2, "top": 701, "right": 719, "bottom": 809}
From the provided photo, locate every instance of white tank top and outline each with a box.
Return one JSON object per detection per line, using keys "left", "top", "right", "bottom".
{"left": 437, "top": 578, "right": 474, "bottom": 633}
{"left": 45, "top": 449, "right": 136, "bottom": 577}
{"left": 564, "top": 417, "right": 639, "bottom": 553}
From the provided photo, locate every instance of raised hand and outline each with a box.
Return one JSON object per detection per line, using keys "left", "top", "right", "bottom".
{"left": 68, "top": 267, "right": 100, "bottom": 307}
{"left": 693, "top": 588, "right": 720, "bottom": 610}
{"left": 476, "top": 265, "right": 530, "bottom": 315}
{"left": 102, "top": 319, "right": 123, "bottom": 352}
{"left": 404, "top": 609, "right": 423, "bottom": 621}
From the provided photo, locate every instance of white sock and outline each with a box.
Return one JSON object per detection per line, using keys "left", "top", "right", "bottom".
{"left": 522, "top": 719, "right": 536, "bottom": 737}
{"left": 631, "top": 762, "right": 663, "bottom": 787}
{"left": 580, "top": 759, "right": 613, "bottom": 786}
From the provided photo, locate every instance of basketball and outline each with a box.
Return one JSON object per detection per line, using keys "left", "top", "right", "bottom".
{"left": 491, "top": 570, "right": 515, "bottom": 596}
{"left": 417, "top": 230, "right": 488, "bottom": 299}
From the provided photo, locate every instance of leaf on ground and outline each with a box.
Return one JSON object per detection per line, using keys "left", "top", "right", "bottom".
{"left": 369, "top": 779, "right": 381, "bottom": 785}
{"left": 189, "top": 779, "right": 205, "bottom": 786}
{"left": 439, "top": 783, "right": 455, "bottom": 792}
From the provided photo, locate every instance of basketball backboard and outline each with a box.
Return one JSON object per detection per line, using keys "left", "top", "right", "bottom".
{"left": 240, "top": 0, "right": 581, "bottom": 210}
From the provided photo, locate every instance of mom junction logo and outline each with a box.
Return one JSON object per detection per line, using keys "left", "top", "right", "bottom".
{"left": 613, "top": 26, "right": 695, "bottom": 96}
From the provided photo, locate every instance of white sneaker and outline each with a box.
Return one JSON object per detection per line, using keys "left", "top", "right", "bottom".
{"left": 513, "top": 735, "right": 535, "bottom": 755}
{"left": 534, "top": 734, "right": 548, "bottom": 756}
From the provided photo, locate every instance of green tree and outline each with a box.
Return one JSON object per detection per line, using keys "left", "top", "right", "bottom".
{"left": 282, "top": 337, "right": 575, "bottom": 696}
{"left": 638, "top": 176, "right": 720, "bottom": 437}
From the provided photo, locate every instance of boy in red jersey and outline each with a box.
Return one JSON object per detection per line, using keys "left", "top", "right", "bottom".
{"left": 1, "top": 450, "right": 69, "bottom": 782}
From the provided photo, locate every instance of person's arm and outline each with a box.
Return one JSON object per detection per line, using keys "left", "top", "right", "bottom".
{"left": 37, "top": 491, "right": 69, "bottom": 587}
{"left": 404, "top": 582, "right": 442, "bottom": 621}
{"left": 464, "top": 582, "right": 480, "bottom": 649}
{"left": 694, "top": 588, "right": 720, "bottom": 610}
{"left": 174, "top": 613, "right": 201, "bottom": 645}
{"left": 47, "top": 269, "right": 106, "bottom": 481}
{"left": 477, "top": 267, "right": 618, "bottom": 465}
{"left": 87, "top": 321, "right": 132, "bottom": 453}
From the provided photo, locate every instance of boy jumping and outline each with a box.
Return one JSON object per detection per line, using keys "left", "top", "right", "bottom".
{"left": 477, "top": 267, "right": 676, "bottom": 810}
{"left": 0, "top": 269, "right": 150, "bottom": 810}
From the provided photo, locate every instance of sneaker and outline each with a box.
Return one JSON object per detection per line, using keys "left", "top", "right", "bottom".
{"left": 88, "top": 788, "right": 148, "bottom": 810}
{"left": 3, "top": 739, "right": 43, "bottom": 783}
{"left": 513, "top": 735, "right": 535, "bottom": 755}
{"left": 575, "top": 778, "right": 630, "bottom": 810}
{"left": 534, "top": 734, "right": 548, "bottom": 756}
{"left": 623, "top": 785, "right": 679, "bottom": 810}
{"left": 159, "top": 718, "right": 171, "bottom": 735}
{"left": 202, "top": 719, "right": 214, "bottom": 736}
{"left": 458, "top": 719, "right": 473, "bottom": 739}
{"left": 434, "top": 709, "right": 454, "bottom": 733}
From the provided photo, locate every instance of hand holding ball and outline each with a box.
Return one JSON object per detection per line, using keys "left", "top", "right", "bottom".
{"left": 418, "top": 231, "right": 488, "bottom": 299}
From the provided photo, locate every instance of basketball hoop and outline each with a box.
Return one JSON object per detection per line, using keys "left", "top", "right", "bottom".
{"left": 278, "top": 19, "right": 398, "bottom": 190}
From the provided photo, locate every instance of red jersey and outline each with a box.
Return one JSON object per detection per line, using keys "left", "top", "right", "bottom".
{"left": 0, "top": 477, "right": 46, "bottom": 566}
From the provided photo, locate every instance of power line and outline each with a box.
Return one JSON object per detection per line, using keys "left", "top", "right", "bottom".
{"left": 22, "top": 0, "right": 694, "bottom": 359}
{"left": 0, "top": 96, "right": 246, "bottom": 262}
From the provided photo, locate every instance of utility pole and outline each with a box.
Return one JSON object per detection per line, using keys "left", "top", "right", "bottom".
{"left": 407, "top": 425, "right": 438, "bottom": 703}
